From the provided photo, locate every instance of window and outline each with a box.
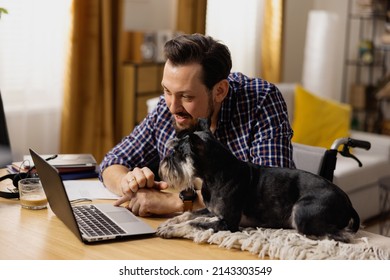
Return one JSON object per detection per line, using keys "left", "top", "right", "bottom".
{"left": 0, "top": 0, "right": 72, "bottom": 108}
{"left": 0, "top": 0, "right": 73, "bottom": 160}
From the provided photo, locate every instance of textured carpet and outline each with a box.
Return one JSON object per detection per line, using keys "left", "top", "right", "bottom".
{"left": 178, "top": 227, "right": 390, "bottom": 260}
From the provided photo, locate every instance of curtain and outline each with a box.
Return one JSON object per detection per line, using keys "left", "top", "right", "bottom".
{"left": 60, "top": 0, "right": 121, "bottom": 162}
{"left": 260, "top": 0, "right": 284, "bottom": 83}
{"left": 176, "top": 0, "right": 207, "bottom": 34}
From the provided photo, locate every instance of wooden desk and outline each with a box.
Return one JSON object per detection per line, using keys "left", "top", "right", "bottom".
{"left": 0, "top": 177, "right": 258, "bottom": 260}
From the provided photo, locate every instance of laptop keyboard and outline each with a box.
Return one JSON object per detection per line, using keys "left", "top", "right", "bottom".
{"left": 73, "top": 205, "right": 126, "bottom": 237}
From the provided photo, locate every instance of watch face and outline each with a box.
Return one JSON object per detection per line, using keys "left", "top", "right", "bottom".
{"left": 180, "top": 189, "right": 197, "bottom": 201}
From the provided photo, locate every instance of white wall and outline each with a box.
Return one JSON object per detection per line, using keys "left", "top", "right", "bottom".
{"left": 205, "top": 0, "right": 264, "bottom": 78}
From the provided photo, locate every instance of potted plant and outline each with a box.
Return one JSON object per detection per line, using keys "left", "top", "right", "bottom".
{"left": 0, "top": 7, "right": 8, "bottom": 18}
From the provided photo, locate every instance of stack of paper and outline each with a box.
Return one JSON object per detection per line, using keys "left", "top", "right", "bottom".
{"left": 63, "top": 180, "right": 119, "bottom": 201}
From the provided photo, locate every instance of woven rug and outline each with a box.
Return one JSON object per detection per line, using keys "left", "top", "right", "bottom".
{"left": 176, "top": 226, "right": 390, "bottom": 260}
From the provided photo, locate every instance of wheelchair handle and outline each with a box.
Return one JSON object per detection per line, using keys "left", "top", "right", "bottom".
{"left": 330, "top": 137, "right": 371, "bottom": 151}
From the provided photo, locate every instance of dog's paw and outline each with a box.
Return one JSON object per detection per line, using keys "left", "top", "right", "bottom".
{"left": 158, "top": 212, "right": 193, "bottom": 229}
{"left": 156, "top": 218, "right": 196, "bottom": 239}
{"left": 156, "top": 214, "right": 221, "bottom": 239}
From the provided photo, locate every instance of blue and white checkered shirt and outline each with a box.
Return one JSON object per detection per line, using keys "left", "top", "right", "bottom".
{"left": 99, "top": 72, "right": 295, "bottom": 178}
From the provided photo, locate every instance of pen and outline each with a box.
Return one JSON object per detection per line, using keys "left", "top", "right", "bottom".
{"left": 45, "top": 154, "right": 58, "bottom": 162}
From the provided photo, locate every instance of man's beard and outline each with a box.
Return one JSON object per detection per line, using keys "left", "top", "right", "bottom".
{"left": 172, "top": 97, "right": 214, "bottom": 132}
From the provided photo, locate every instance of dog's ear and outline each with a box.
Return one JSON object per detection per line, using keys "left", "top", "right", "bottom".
{"left": 188, "top": 131, "right": 204, "bottom": 149}
{"left": 196, "top": 118, "right": 211, "bottom": 132}
{"left": 176, "top": 129, "right": 189, "bottom": 139}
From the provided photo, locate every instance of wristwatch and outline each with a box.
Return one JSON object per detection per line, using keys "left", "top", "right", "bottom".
{"left": 179, "top": 189, "right": 197, "bottom": 212}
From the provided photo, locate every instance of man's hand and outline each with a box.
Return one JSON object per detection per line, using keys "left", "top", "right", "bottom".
{"left": 120, "top": 167, "right": 168, "bottom": 194}
{"left": 111, "top": 166, "right": 182, "bottom": 216}
{"left": 115, "top": 188, "right": 183, "bottom": 216}
{"left": 102, "top": 165, "right": 204, "bottom": 216}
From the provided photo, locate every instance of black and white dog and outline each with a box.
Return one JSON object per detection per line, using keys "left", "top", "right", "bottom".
{"left": 157, "top": 119, "right": 360, "bottom": 242}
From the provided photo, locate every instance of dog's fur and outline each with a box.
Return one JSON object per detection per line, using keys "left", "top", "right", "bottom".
{"left": 157, "top": 119, "right": 360, "bottom": 242}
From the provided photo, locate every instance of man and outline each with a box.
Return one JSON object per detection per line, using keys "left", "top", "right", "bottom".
{"left": 100, "top": 33, "right": 295, "bottom": 216}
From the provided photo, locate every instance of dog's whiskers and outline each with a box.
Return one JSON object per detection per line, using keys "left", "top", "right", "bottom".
{"left": 160, "top": 156, "right": 196, "bottom": 191}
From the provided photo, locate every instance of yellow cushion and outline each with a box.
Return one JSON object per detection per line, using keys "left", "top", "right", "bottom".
{"left": 292, "top": 85, "right": 351, "bottom": 149}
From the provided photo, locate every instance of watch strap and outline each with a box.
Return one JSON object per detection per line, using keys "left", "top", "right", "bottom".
{"left": 179, "top": 189, "right": 197, "bottom": 212}
{"left": 182, "top": 200, "right": 193, "bottom": 212}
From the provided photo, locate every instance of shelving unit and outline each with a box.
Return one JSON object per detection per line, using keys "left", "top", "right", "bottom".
{"left": 343, "top": 0, "right": 390, "bottom": 133}
{"left": 116, "top": 62, "right": 164, "bottom": 141}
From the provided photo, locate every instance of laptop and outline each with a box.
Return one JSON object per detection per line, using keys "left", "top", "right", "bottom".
{"left": 29, "top": 148, "right": 156, "bottom": 243}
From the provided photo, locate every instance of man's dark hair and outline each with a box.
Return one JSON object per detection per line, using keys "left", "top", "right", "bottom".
{"left": 164, "top": 33, "right": 232, "bottom": 90}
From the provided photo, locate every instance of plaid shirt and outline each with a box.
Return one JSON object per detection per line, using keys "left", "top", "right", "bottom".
{"left": 99, "top": 72, "right": 295, "bottom": 178}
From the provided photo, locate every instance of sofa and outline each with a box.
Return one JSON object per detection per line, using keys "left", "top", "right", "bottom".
{"left": 278, "top": 83, "right": 390, "bottom": 222}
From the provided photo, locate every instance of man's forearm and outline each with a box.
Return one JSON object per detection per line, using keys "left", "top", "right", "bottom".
{"left": 101, "top": 164, "right": 129, "bottom": 196}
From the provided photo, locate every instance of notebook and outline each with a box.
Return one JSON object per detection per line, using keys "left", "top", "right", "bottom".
{"left": 22, "top": 153, "right": 97, "bottom": 173}
{"left": 29, "top": 148, "right": 156, "bottom": 243}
